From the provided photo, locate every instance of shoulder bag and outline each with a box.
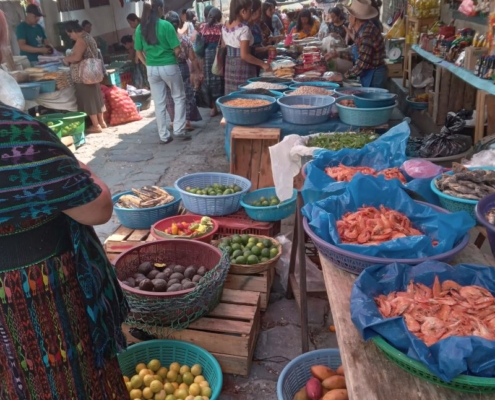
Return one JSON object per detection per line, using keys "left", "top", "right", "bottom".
{"left": 79, "top": 41, "right": 105, "bottom": 85}
{"left": 211, "top": 35, "right": 226, "bottom": 77}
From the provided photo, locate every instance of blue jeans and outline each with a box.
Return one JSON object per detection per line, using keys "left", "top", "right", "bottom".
{"left": 360, "top": 65, "right": 388, "bottom": 88}
{"left": 147, "top": 64, "right": 186, "bottom": 140}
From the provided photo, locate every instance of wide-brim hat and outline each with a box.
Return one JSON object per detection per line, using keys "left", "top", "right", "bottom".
{"left": 344, "top": 0, "right": 378, "bottom": 20}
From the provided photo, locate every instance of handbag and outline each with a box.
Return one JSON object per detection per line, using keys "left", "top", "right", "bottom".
{"left": 211, "top": 36, "right": 226, "bottom": 77}
{"left": 79, "top": 43, "right": 104, "bottom": 85}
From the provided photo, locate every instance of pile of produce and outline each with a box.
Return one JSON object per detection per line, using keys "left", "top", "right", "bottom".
{"left": 124, "top": 358, "right": 212, "bottom": 399}
{"left": 237, "top": 89, "right": 280, "bottom": 97}
{"left": 242, "top": 81, "right": 287, "bottom": 90}
{"left": 121, "top": 262, "right": 206, "bottom": 293}
{"left": 485, "top": 208, "right": 495, "bottom": 224}
{"left": 223, "top": 98, "right": 271, "bottom": 107}
{"left": 248, "top": 195, "right": 281, "bottom": 207}
{"left": 339, "top": 99, "right": 356, "bottom": 108}
{"left": 160, "top": 216, "right": 214, "bottom": 238}
{"left": 293, "top": 364, "right": 348, "bottom": 400}
{"left": 218, "top": 235, "right": 279, "bottom": 265}
{"left": 288, "top": 86, "right": 333, "bottom": 96}
{"left": 59, "top": 121, "right": 82, "bottom": 136}
{"left": 410, "top": 93, "right": 428, "bottom": 103}
{"left": 307, "top": 132, "right": 378, "bottom": 151}
{"left": 375, "top": 277, "right": 495, "bottom": 346}
{"left": 337, "top": 206, "right": 435, "bottom": 246}
{"left": 184, "top": 183, "right": 243, "bottom": 196}
{"left": 324, "top": 165, "right": 407, "bottom": 183}
{"left": 434, "top": 164, "right": 495, "bottom": 200}
{"left": 101, "top": 85, "right": 142, "bottom": 126}
{"left": 116, "top": 186, "right": 175, "bottom": 209}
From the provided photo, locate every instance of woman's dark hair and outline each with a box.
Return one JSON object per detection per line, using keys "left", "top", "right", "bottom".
{"left": 262, "top": 2, "right": 274, "bottom": 31}
{"left": 262, "top": 2, "right": 273, "bottom": 16}
{"left": 165, "top": 11, "right": 181, "bottom": 31}
{"left": 286, "top": 10, "right": 296, "bottom": 20}
{"left": 252, "top": 0, "right": 262, "bottom": 13}
{"left": 127, "top": 13, "right": 140, "bottom": 22}
{"left": 329, "top": 7, "right": 343, "bottom": 20}
{"left": 185, "top": 9, "right": 195, "bottom": 22}
{"left": 203, "top": 4, "right": 213, "bottom": 20}
{"left": 120, "top": 34, "right": 133, "bottom": 44}
{"left": 141, "top": 0, "right": 163, "bottom": 45}
{"left": 65, "top": 21, "right": 83, "bottom": 33}
{"left": 296, "top": 9, "right": 313, "bottom": 32}
{"left": 229, "top": 0, "right": 252, "bottom": 23}
{"left": 265, "top": 0, "right": 277, "bottom": 6}
{"left": 309, "top": 7, "right": 316, "bottom": 15}
{"left": 207, "top": 7, "right": 222, "bottom": 26}
{"left": 81, "top": 20, "right": 91, "bottom": 28}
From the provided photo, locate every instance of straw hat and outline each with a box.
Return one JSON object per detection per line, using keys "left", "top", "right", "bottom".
{"left": 344, "top": 0, "right": 378, "bottom": 20}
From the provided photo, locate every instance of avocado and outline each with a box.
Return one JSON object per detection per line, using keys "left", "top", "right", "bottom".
{"left": 167, "top": 283, "right": 183, "bottom": 292}
{"left": 138, "top": 279, "right": 154, "bottom": 292}
{"left": 152, "top": 279, "right": 168, "bottom": 292}
{"left": 170, "top": 272, "right": 184, "bottom": 281}
{"left": 192, "top": 275, "right": 202, "bottom": 283}
{"left": 155, "top": 272, "right": 169, "bottom": 280}
{"left": 173, "top": 265, "right": 186, "bottom": 274}
{"left": 182, "top": 281, "right": 196, "bottom": 290}
{"left": 138, "top": 261, "right": 153, "bottom": 275}
{"left": 197, "top": 266, "right": 207, "bottom": 276}
{"left": 147, "top": 270, "right": 160, "bottom": 280}
{"left": 167, "top": 279, "right": 180, "bottom": 287}
{"left": 184, "top": 266, "right": 196, "bottom": 280}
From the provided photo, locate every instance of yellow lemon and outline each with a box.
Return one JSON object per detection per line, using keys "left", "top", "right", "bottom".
{"left": 129, "top": 388, "right": 142, "bottom": 399}
{"left": 164, "top": 382, "right": 175, "bottom": 394}
{"left": 150, "top": 380, "right": 164, "bottom": 393}
{"left": 167, "top": 370, "right": 178, "bottom": 382}
{"left": 155, "top": 390, "right": 167, "bottom": 400}
{"left": 130, "top": 375, "right": 143, "bottom": 389}
{"left": 190, "top": 364, "right": 202, "bottom": 377}
{"left": 165, "top": 395, "right": 177, "bottom": 400}
{"left": 170, "top": 362, "right": 181, "bottom": 373}
{"left": 143, "top": 374, "right": 155, "bottom": 387}
{"left": 139, "top": 368, "right": 153, "bottom": 379}
{"left": 157, "top": 367, "right": 169, "bottom": 379}
{"left": 193, "top": 375, "right": 205, "bottom": 384}
{"left": 200, "top": 387, "right": 212, "bottom": 398}
{"left": 176, "top": 374, "right": 183, "bottom": 384}
{"left": 185, "top": 396, "right": 195, "bottom": 400}
{"left": 174, "top": 388, "right": 188, "bottom": 399}
{"left": 136, "top": 363, "right": 147, "bottom": 373}
{"left": 171, "top": 382, "right": 179, "bottom": 390}
{"left": 143, "top": 387, "right": 154, "bottom": 399}
{"left": 182, "top": 372, "right": 194, "bottom": 386}
{"left": 188, "top": 383, "right": 201, "bottom": 397}
{"left": 179, "top": 383, "right": 189, "bottom": 391}
{"left": 123, "top": 376, "right": 130, "bottom": 383}
{"left": 179, "top": 365, "right": 190, "bottom": 375}
{"left": 125, "top": 382, "right": 132, "bottom": 392}
{"left": 148, "top": 359, "right": 161, "bottom": 372}
{"left": 199, "top": 381, "right": 209, "bottom": 388}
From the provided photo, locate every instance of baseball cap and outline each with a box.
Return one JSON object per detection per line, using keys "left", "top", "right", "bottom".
{"left": 26, "top": 4, "right": 44, "bottom": 17}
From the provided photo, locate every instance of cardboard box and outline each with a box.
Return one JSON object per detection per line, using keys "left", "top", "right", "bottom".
{"left": 386, "top": 61, "right": 403, "bottom": 78}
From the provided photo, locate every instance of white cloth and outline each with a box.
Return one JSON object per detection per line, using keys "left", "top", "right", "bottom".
{"left": 222, "top": 24, "right": 253, "bottom": 48}
{"left": 24, "top": 86, "right": 78, "bottom": 112}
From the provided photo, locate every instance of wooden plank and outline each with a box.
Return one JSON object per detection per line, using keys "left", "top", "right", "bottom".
{"left": 453, "top": 78, "right": 465, "bottom": 114}
{"left": 432, "top": 66, "right": 441, "bottom": 124}
{"left": 437, "top": 69, "right": 452, "bottom": 125}
{"left": 224, "top": 273, "right": 267, "bottom": 292}
{"left": 320, "top": 255, "right": 495, "bottom": 400}
{"left": 127, "top": 229, "right": 149, "bottom": 242}
{"left": 188, "top": 317, "right": 252, "bottom": 335}
{"left": 250, "top": 139, "right": 262, "bottom": 189}
{"left": 106, "top": 225, "right": 133, "bottom": 242}
{"left": 231, "top": 126, "right": 280, "bottom": 140}
{"left": 452, "top": 242, "right": 495, "bottom": 266}
{"left": 486, "top": 94, "right": 495, "bottom": 136}
{"left": 221, "top": 288, "right": 260, "bottom": 305}
{"left": 258, "top": 138, "right": 278, "bottom": 189}
{"left": 447, "top": 75, "right": 460, "bottom": 113}
{"left": 208, "top": 303, "right": 257, "bottom": 321}
{"left": 475, "top": 90, "right": 487, "bottom": 143}
{"left": 231, "top": 138, "right": 253, "bottom": 182}
{"left": 464, "top": 84, "right": 476, "bottom": 111}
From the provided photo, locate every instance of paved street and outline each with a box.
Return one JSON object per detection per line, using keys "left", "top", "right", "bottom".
{"left": 75, "top": 105, "right": 337, "bottom": 399}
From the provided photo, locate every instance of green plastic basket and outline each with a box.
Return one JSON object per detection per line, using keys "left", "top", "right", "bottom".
{"left": 44, "top": 119, "right": 63, "bottom": 139}
{"left": 118, "top": 340, "right": 223, "bottom": 399}
{"left": 38, "top": 112, "right": 87, "bottom": 137}
{"left": 372, "top": 336, "right": 495, "bottom": 393}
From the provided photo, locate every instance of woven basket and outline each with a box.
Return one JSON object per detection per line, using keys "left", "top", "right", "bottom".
{"left": 213, "top": 235, "right": 282, "bottom": 274}
{"left": 114, "top": 240, "right": 230, "bottom": 328}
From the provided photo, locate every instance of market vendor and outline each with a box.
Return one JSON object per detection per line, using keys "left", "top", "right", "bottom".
{"left": 325, "top": 0, "right": 386, "bottom": 88}
{"left": 293, "top": 9, "right": 320, "bottom": 39}
{"left": 16, "top": 4, "right": 53, "bottom": 63}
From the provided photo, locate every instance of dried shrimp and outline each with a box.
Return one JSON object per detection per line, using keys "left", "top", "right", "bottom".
{"left": 223, "top": 98, "right": 271, "bottom": 107}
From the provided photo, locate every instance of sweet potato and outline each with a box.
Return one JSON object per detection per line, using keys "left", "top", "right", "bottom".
{"left": 305, "top": 377, "right": 322, "bottom": 400}
{"left": 310, "top": 365, "right": 336, "bottom": 381}
{"left": 293, "top": 387, "right": 309, "bottom": 400}
{"left": 321, "top": 375, "right": 346, "bottom": 390}
{"left": 336, "top": 366, "right": 344, "bottom": 376}
{"left": 322, "top": 389, "right": 349, "bottom": 400}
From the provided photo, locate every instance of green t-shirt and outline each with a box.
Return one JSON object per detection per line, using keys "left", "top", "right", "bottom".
{"left": 134, "top": 19, "right": 180, "bottom": 66}
{"left": 16, "top": 21, "right": 46, "bottom": 62}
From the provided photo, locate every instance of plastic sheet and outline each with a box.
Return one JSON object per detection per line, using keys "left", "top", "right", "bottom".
{"left": 402, "top": 159, "right": 444, "bottom": 179}
{"left": 302, "top": 175, "right": 474, "bottom": 259}
{"left": 351, "top": 262, "right": 495, "bottom": 381}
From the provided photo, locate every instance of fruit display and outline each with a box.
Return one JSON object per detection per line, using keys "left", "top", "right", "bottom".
{"left": 184, "top": 183, "right": 243, "bottom": 196}
{"left": 124, "top": 358, "right": 212, "bottom": 400}
{"left": 307, "top": 132, "right": 378, "bottom": 151}
{"left": 324, "top": 165, "right": 407, "bottom": 183}
{"left": 293, "top": 364, "right": 348, "bottom": 400}
{"left": 248, "top": 195, "right": 281, "bottom": 207}
{"left": 121, "top": 262, "right": 207, "bottom": 293}
{"left": 218, "top": 234, "right": 279, "bottom": 265}
{"left": 160, "top": 217, "right": 214, "bottom": 238}
{"left": 116, "top": 186, "right": 175, "bottom": 209}
{"left": 61, "top": 121, "right": 82, "bottom": 136}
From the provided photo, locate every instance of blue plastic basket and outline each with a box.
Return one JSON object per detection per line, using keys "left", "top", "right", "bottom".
{"left": 247, "top": 76, "right": 293, "bottom": 85}
{"left": 475, "top": 193, "right": 495, "bottom": 257}
{"left": 334, "top": 87, "right": 389, "bottom": 96}
{"left": 336, "top": 96, "right": 396, "bottom": 127}
{"left": 430, "top": 167, "right": 495, "bottom": 219}
{"left": 175, "top": 172, "right": 252, "bottom": 216}
{"left": 277, "top": 95, "right": 335, "bottom": 125}
{"left": 19, "top": 83, "right": 41, "bottom": 100}
{"left": 406, "top": 96, "right": 429, "bottom": 110}
{"left": 118, "top": 340, "right": 222, "bottom": 400}
{"left": 112, "top": 187, "right": 181, "bottom": 229}
{"left": 352, "top": 92, "right": 397, "bottom": 108}
{"left": 241, "top": 188, "right": 297, "bottom": 221}
{"left": 290, "top": 81, "right": 340, "bottom": 89}
{"left": 228, "top": 90, "right": 283, "bottom": 98}
{"left": 277, "top": 349, "right": 342, "bottom": 400}
{"left": 239, "top": 83, "right": 290, "bottom": 91}
{"left": 216, "top": 94, "right": 277, "bottom": 126}
{"left": 39, "top": 80, "right": 56, "bottom": 94}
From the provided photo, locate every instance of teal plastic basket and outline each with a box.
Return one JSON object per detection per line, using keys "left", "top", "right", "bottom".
{"left": 216, "top": 94, "right": 277, "bottom": 126}
{"left": 118, "top": 340, "right": 223, "bottom": 400}
{"left": 430, "top": 167, "right": 495, "bottom": 219}
{"left": 289, "top": 81, "right": 340, "bottom": 89}
{"left": 336, "top": 96, "right": 396, "bottom": 127}
{"left": 241, "top": 188, "right": 297, "bottom": 221}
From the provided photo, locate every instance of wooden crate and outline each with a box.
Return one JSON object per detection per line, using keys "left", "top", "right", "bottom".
{"left": 230, "top": 126, "right": 281, "bottom": 191}
{"left": 386, "top": 61, "right": 403, "bottom": 78}
{"left": 224, "top": 266, "right": 275, "bottom": 311}
{"left": 104, "top": 226, "right": 155, "bottom": 262}
{"left": 122, "top": 288, "right": 260, "bottom": 377}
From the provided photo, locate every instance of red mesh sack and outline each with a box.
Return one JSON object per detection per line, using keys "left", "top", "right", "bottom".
{"left": 104, "top": 86, "right": 141, "bottom": 126}
{"left": 101, "top": 85, "right": 111, "bottom": 123}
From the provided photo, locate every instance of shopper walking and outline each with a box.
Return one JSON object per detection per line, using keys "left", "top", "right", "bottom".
{"left": 135, "top": 0, "right": 189, "bottom": 143}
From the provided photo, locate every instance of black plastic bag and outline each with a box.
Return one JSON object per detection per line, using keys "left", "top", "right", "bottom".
{"left": 440, "top": 113, "right": 466, "bottom": 136}
{"left": 419, "top": 132, "right": 472, "bottom": 158}
{"left": 195, "top": 84, "right": 210, "bottom": 109}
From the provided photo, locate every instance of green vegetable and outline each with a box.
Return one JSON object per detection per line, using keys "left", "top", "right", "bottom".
{"left": 307, "top": 131, "right": 378, "bottom": 151}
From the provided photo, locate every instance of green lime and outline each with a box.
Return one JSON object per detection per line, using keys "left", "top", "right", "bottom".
{"left": 231, "top": 235, "right": 242, "bottom": 244}
{"left": 261, "top": 248, "right": 271, "bottom": 258}
{"left": 213, "top": 183, "right": 220, "bottom": 188}
{"left": 224, "top": 246, "right": 232, "bottom": 255}
{"left": 251, "top": 246, "right": 261, "bottom": 256}
{"left": 244, "top": 242, "right": 254, "bottom": 250}
{"left": 248, "top": 237, "right": 258, "bottom": 245}
{"left": 262, "top": 200, "right": 269, "bottom": 206}
{"left": 270, "top": 199, "right": 279, "bottom": 205}
{"left": 256, "top": 242, "right": 265, "bottom": 249}
{"left": 231, "top": 243, "right": 242, "bottom": 251}
{"left": 252, "top": 201, "right": 260, "bottom": 207}
{"left": 259, "top": 197, "right": 267, "bottom": 202}
{"left": 232, "top": 249, "right": 243, "bottom": 258}
{"left": 243, "top": 251, "right": 252, "bottom": 258}
{"left": 270, "top": 196, "right": 278, "bottom": 201}
{"left": 261, "top": 257, "right": 269, "bottom": 262}
{"left": 233, "top": 185, "right": 242, "bottom": 192}
{"left": 247, "top": 255, "right": 259, "bottom": 265}
{"left": 262, "top": 239, "right": 272, "bottom": 248}
{"left": 270, "top": 247, "right": 279, "bottom": 258}
{"left": 241, "top": 234, "right": 250, "bottom": 245}
{"left": 235, "top": 256, "right": 246, "bottom": 264}
{"left": 221, "top": 238, "right": 231, "bottom": 246}
{"left": 224, "top": 189, "right": 234, "bottom": 195}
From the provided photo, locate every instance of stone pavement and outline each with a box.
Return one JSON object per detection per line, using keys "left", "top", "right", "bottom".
{"left": 75, "top": 104, "right": 338, "bottom": 400}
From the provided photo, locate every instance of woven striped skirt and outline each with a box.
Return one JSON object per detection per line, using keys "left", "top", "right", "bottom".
{"left": 201, "top": 45, "right": 224, "bottom": 104}
{"left": 224, "top": 46, "right": 257, "bottom": 95}
{"left": 0, "top": 250, "right": 128, "bottom": 400}
{"left": 165, "top": 61, "right": 202, "bottom": 122}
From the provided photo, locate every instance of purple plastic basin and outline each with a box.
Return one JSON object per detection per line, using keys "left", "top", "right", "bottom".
{"left": 475, "top": 193, "right": 495, "bottom": 257}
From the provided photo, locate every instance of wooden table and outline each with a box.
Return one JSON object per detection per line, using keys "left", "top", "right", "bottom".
{"left": 320, "top": 243, "right": 495, "bottom": 400}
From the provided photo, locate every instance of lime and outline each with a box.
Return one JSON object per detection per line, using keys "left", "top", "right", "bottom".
{"left": 224, "top": 189, "right": 234, "bottom": 195}
{"left": 270, "top": 199, "right": 279, "bottom": 205}
{"left": 243, "top": 251, "right": 252, "bottom": 258}
{"left": 241, "top": 234, "right": 250, "bottom": 245}
{"left": 232, "top": 249, "right": 243, "bottom": 258}
{"left": 262, "top": 200, "right": 269, "bottom": 206}
{"left": 261, "top": 257, "right": 269, "bottom": 262}
{"left": 244, "top": 242, "right": 254, "bottom": 250}
{"left": 252, "top": 201, "right": 260, "bottom": 207}
{"left": 233, "top": 185, "right": 242, "bottom": 192}
{"left": 248, "top": 237, "right": 258, "bottom": 245}
{"left": 251, "top": 246, "right": 261, "bottom": 256}
{"left": 224, "top": 246, "right": 232, "bottom": 255}
{"left": 247, "top": 255, "right": 259, "bottom": 265}
{"left": 256, "top": 242, "right": 265, "bottom": 249}
{"left": 259, "top": 197, "right": 267, "bottom": 202}
{"left": 270, "top": 196, "right": 278, "bottom": 201}
{"left": 231, "top": 243, "right": 242, "bottom": 251}
{"left": 221, "top": 238, "right": 231, "bottom": 246}
{"left": 261, "top": 248, "right": 271, "bottom": 258}
{"left": 231, "top": 235, "right": 242, "bottom": 244}
{"left": 235, "top": 256, "right": 247, "bottom": 264}
{"left": 262, "top": 239, "right": 272, "bottom": 248}
{"left": 213, "top": 183, "right": 220, "bottom": 188}
{"left": 270, "top": 247, "right": 279, "bottom": 258}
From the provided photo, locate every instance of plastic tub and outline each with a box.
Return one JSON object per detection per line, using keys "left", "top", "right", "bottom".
{"left": 227, "top": 90, "right": 283, "bottom": 98}
{"left": 352, "top": 92, "right": 397, "bottom": 108}
{"left": 334, "top": 87, "right": 389, "bottom": 96}
{"left": 247, "top": 76, "right": 293, "bottom": 85}
{"left": 150, "top": 215, "right": 219, "bottom": 243}
{"left": 336, "top": 96, "right": 396, "bottom": 127}
{"left": 19, "top": 83, "right": 41, "bottom": 100}
{"left": 475, "top": 193, "right": 495, "bottom": 257}
{"left": 39, "top": 80, "right": 57, "bottom": 94}
{"left": 38, "top": 112, "right": 87, "bottom": 137}
{"left": 289, "top": 81, "right": 339, "bottom": 89}
{"left": 216, "top": 94, "right": 277, "bottom": 126}
{"left": 406, "top": 96, "right": 429, "bottom": 110}
{"left": 44, "top": 119, "right": 64, "bottom": 138}
{"left": 241, "top": 188, "right": 297, "bottom": 222}
{"left": 277, "top": 95, "right": 335, "bottom": 125}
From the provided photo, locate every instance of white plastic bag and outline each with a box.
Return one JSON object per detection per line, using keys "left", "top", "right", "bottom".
{"left": 463, "top": 149, "right": 495, "bottom": 167}
{"left": 411, "top": 61, "right": 434, "bottom": 88}
{"left": 0, "top": 69, "right": 25, "bottom": 110}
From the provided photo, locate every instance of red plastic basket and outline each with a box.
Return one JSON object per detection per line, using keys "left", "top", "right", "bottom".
{"left": 150, "top": 215, "right": 219, "bottom": 243}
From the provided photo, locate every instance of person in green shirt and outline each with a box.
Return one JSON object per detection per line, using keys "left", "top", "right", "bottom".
{"left": 16, "top": 4, "right": 52, "bottom": 63}
{"left": 135, "top": 0, "right": 189, "bottom": 143}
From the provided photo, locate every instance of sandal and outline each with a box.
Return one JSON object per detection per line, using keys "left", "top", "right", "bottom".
{"left": 100, "top": 122, "right": 108, "bottom": 129}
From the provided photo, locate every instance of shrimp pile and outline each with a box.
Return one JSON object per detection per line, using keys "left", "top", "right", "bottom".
{"left": 324, "top": 164, "right": 407, "bottom": 183}
{"left": 376, "top": 277, "right": 495, "bottom": 346}
{"left": 337, "top": 205, "right": 433, "bottom": 246}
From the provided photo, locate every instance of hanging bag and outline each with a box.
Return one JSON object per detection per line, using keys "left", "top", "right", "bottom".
{"left": 79, "top": 39, "right": 105, "bottom": 84}
{"left": 211, "top": 35, "right": 226, "bottom": 76}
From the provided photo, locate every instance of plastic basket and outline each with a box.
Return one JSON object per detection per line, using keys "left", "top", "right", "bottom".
{"left": 277, "top": 348, "right": 342, "bottom": 400}
{"left": 352, "top": 92, "right": 397, "bottom": 108}
{"left": 241, "top": 188, "right": 297, "bottom": 222}
{"left": 227, "top": 90, "right": 284, "bottom": 98}
{"left": 278, "top": 95, "right": 335, "bottom": 125}
{"left": 303, "top": 201, "right": 470, "bottom": 275}
{"left": 334, "top": 87, "right": 389, "bottom": 96}
{"left": 372, "top": 336, "right": 495, "bottom": 394}
{"left": 216, "top": 94, "right": 277, "bottom": 126}
{"left": 336, "top": 96, "right": 396, "bottom": 127}
{"left": 112, "top": 187, "right": 182, "bottom": 229}
{"left": 289, "top": 81, "right": 340, "bottom": 89}
{"left": 247, "top": 76, "right": 293, "bottom": 85}
{"left": 406, "top": 96, "right": 428, "bottom": 110}
{"left": 19, "top": 83, "right": 40, "bottom": 100}
{"left": 44, "top": 119, "right": 63, "bottom": 139}
{"left": 39, "top": 80, "right": 56, "bottom": 94}
{"left": 475, "top": 193, "right": 495, "bottom": 257}
{"left": 150, "top": 215, "right": 219, "bottom": 243}
{"left": 430, "top": 167, "right": 495, "bottom": 219}
{"left": 175, "top": 173, "right": 251, "bottom": 216}
{"left": 38, "top": 112, "right": 87, "bottom": 137}
{"left": 118, "top": 340, "right": 223, "bottom": 400}
{"left": 239, "top": 83, "right": 290, "bottom": 91}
